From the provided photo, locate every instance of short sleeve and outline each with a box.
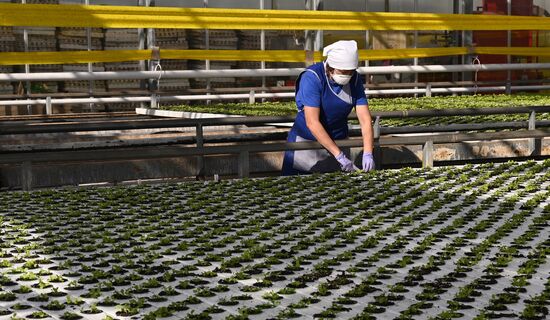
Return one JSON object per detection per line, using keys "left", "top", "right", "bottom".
{"left": 296, "top": 71, "right": 322, "bottom": 110}
{"left": 353, "top": 74, "right": 368, "bottom": 106}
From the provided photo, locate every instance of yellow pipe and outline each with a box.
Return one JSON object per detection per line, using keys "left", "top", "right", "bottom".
{"left": 0, "top": 50, "right": 152, "bottom": 65}
{"left": 1, "top": 3, "right": 550, "bottom": 30}
{"left": 0, "top": 47, "right": 548, "bottom": 66}
{"left": 474, "top": 47, "right": 550, "bottom": 57}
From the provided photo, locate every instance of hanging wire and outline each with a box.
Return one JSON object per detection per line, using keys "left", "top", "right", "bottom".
{"left": 154, "top": 62, "right": 163, "bottom": 90}
{"left": 472, "top": 55, "right": 481, "bottom": 95}
{"left": 150, "top": 46, "right": 162, "bottom": 109}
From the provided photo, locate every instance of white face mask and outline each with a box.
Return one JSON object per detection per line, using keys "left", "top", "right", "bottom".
{"left": 331, "top": 73, "right": 352, "bottom": 85}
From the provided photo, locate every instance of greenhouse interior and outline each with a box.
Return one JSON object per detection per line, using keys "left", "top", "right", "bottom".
{"left": 0, "top": 0, "right": 549, "bottom": 319}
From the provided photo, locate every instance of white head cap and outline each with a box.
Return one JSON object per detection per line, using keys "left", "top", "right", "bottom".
{"left": 322, "top": 40, "right": 359, "bottom": 70}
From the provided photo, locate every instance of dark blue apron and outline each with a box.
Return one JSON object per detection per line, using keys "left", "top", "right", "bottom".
{"left": 282, "top": 62, "right": 358, "bottom": 176}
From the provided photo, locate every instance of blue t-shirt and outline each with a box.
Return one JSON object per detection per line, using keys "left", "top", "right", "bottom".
{"left": 296, "top": 68, "right": 368, "bottom": 111}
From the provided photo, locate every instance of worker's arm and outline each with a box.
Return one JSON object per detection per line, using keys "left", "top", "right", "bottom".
{"left": 356, "top": 105, "right": 374, "bottom": 153}
{"left": 304, "top": 106, "right": 341, "bottom": 157}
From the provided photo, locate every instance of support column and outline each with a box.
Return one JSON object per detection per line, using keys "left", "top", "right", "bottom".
{"left": 452, "top": 0, "right": 460, "bottom": 83}
{"left": 196, "top": 124, "right": 205, "bottom": 177}
{"left": 304, "top": 0, "right": 322, "bottom": 65}
{"left": 238, "top": 151, "right": 250, "bottom": 178}
{"left": 249, "top": 90, "right": 256, "bottom": 104}
{"left": 46, "top": 96, "right": 52, "bottom": 115}
{"left": 21, "top": 161, "right": 32, "bottom": 191}
{"left": 528, "top": 111, "right": 541, "bottom": 156}
{"left": 313, "top": 0, "right": 323, "bottom": 52}
{"left": 364, "top": 0, "right": 370, "bottom": 85}
{"left": 413, "top": 0, "right": 419, "bottom": 96}
{"left": 22, "top": 0, "right": 31, "bottom": 115}
{"left": 260, "top": 0, "right": 266, "bottom": 101}
{"left": 138, "top": 0, "right": 147, "bottom": 108}
{"left": 139, "top": 1, "right": 158, "bottom": 108}
{"left": 373, "top": 116, "right": 382, "bottom": 170}
{"left": 462, "top": 0, "right": 474, "bottom": 82}
{"left": 204, "top": 0, "right": 211, "bottom": 105}
{"left": 304, "top": 0, "right": 313, "bottom": 64}
{"left": 423, "top": 141, "right": 434, "bottom": 168}
{"left": 426, "top": 84, "right": 432, "bottom": 97}
{"left": 85, "top": 0, "right": 94, "bottom": 112}
{"left": 147, "top": 0, "right": 157, "bottom": 92}
{"left": 506, "top": 0, "right": 512, "bottom": 94}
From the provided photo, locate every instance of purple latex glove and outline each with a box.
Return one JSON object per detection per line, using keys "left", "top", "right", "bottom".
{"left": 335, "top": 152, "right": 359, "bottom": 172}
{"left": 362, "top": 152, "right": 375, "bottom": 172}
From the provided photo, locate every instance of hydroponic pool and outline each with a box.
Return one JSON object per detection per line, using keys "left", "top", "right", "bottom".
{"left": 0, "top": 161, "right": 549, "bottom": 320}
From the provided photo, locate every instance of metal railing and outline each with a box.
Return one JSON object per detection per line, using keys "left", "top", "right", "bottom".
{"left": 4, "top": 84, "right": 550, "bottom": 109}
{"left": 2, "top": 106, "right": 549, "bottom": 133}
{"left": 1, "top": 63, "right": 550, "bottom": 109}
{"left": 1, "top": 128, "right": 548, "bottom": 190}
{"left": 1, "top": 106, "right": 549, "bottom": 190}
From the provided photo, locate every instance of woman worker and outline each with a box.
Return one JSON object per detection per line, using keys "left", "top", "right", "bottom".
{"left": 282, "top": 40, "right": 375, "bottom": 175}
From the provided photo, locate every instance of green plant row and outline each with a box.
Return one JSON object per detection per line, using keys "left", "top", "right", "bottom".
{"left": 0, "top": 160, "right": 549, "bottom": 319}
{"left": 161, "top": 94, "right": 550, "bottom": 117}
{"left": 160, "top": 94, "right": 550, "bottom": 128}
